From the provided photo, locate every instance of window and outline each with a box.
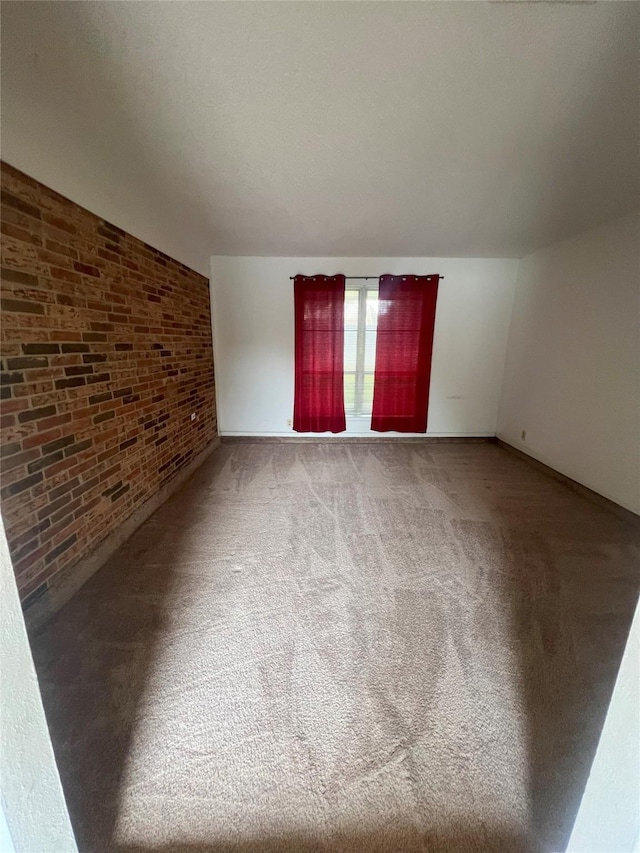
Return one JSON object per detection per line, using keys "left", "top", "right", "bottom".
{"left": 293, "top": 273, "right": 439, "bottom": 432}
{"left": 343, "top": 284, "right": 379, "bottom": 417}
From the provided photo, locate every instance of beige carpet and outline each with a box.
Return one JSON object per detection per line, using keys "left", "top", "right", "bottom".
{"left": 30, "top": 441, "right": 639, "bottom": 853}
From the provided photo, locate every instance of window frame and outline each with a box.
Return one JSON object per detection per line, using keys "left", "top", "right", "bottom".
{"left": 344, "top": 282, "right": 378, "bottom": 418}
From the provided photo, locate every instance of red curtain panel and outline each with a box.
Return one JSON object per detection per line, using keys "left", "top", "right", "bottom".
{"left": 371, "top": 274, "right": 439, "bottom": 433}
{"left": 293, "top": 274, "right": 347, "bottom": 433}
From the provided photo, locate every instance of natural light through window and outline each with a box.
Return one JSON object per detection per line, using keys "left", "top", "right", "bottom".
{"left": 344, "top": 284, "right": 378, "bottom": 417}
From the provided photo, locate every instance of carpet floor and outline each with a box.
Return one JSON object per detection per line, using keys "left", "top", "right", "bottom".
{"left": 30, "top": 441, "right": 639, "bottom": 853}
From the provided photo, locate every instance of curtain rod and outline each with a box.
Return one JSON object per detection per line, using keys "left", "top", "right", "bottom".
{"left": 289, "top": 275, "right": 444, "bottom": 281}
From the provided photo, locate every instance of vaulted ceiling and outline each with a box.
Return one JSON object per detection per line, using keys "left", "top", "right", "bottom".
{"left": 2, "top": 1, "right": 638, "bottom": 275}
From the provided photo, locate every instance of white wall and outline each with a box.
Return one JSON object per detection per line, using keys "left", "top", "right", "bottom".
{"left": 210, "top": 257, "right": 518, "bottom": 437}
{"left": 0, "top": 521, "right": 77, "bottom": 852}
{"left": 498, "top": 212, "right": 640, "bottom": 514}
{"left": 567, "top": 596, "right": 640, "bottom": 853}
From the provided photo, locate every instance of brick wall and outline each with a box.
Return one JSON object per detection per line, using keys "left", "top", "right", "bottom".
{"left": 0, "top": 162, "right": 217, "bottom": 613}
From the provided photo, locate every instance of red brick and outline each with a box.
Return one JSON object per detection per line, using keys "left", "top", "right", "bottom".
{"left": 1, "top": 162, "right": 217, "bottom": 607}
{"left": 1, "top": 448, "right": 41, "bottom": 472}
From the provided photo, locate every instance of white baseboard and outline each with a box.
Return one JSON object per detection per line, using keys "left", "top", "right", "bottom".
{"left": 220, "top": 431, "right": 495, "bottom": 439}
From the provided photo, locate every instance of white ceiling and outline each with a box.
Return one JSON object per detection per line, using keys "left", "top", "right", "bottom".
{"left": 1, "top": 1, "right": 638, "bottom": 275}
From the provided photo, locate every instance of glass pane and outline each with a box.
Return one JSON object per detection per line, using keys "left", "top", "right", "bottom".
{"left": 364, "top": 329, "right": 377, "bottom": 371}
{"left": 344, "top": 373, "right": 356, "bottom": 415}
{"left": 343, "top": 288, "right": 378, "bottom": 416}
{"left": 362, "top": 373, "right": 375, "bottom": 415}
{"left": 366, "top": 290, "right": 379, "bottom": 329}
{"left": 344, "top": 289, "right": 359, "bottom": 328}
{"left": 344, "top": 329, "right": 357, "bottom": 372}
